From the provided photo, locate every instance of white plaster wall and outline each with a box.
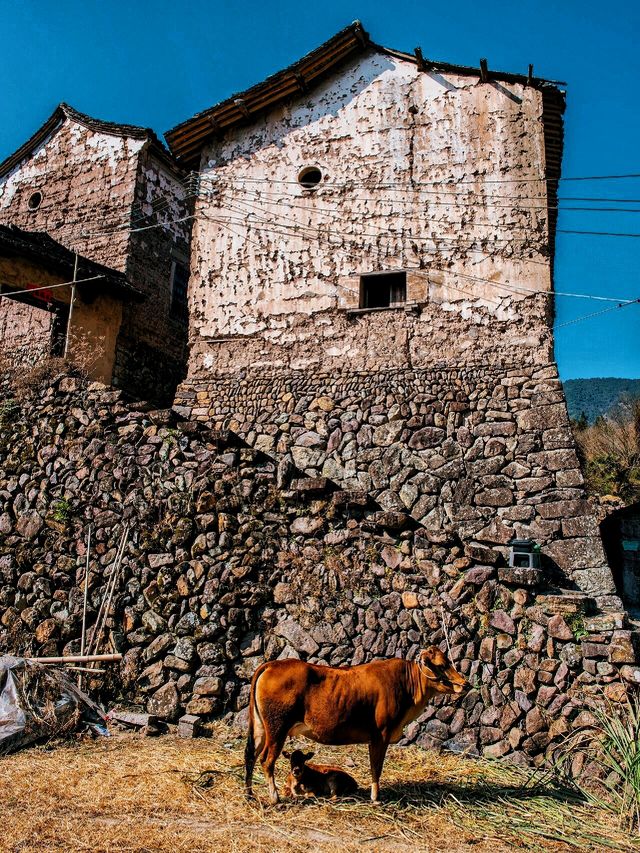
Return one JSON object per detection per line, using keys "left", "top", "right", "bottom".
{"left": 0, "top": 118, "right": 145, "bottom": 271}
{"left": 188, "top": 49, "right": 553, "bottom": 373}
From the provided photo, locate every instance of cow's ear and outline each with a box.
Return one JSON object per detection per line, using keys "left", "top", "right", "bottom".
{"left": 418, "top": 649, "right": 438, "bottom": 678}
{"left": 282, "top": 750, "right": 291, "bottom": 759}
{"left": 304, "top": 751, "right": 315, "bottom": 761}
{"left": 424, "top": 646, "right": 440, "bottom": 662}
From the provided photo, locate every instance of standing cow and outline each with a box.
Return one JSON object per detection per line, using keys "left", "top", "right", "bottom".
{"left": 244, "top": 646, "right": 466, "bottom": 804}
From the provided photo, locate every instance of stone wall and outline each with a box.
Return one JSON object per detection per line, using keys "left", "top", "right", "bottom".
{"left": 0, "top": 376, "right": 637, "bottom": 767}
{"left": 176, "top": 359, "right": 614, "bottom": 599}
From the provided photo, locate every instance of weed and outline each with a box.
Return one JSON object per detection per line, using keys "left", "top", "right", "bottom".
{"left": 52, "top": 499, "right": 72, "bottom": 524}
{"left": 0, "top": 399, "right": 20, "bottom": 426}
{"left": 557, "top": 691, "right": 640, "bottom": 834}
{"left": 567, "top": 613, "right": 589, "bottom": 642}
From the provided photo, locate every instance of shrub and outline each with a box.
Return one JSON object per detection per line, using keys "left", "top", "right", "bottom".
{"left": 557, "top": 691, "right": 640, "bottom": 833}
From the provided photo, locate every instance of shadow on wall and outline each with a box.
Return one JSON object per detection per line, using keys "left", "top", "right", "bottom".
{"left": 211, "top": 52, "right": 397, "bottom": 161}
{"left": 600, "top": 503, "right": 640, "bottom": 614}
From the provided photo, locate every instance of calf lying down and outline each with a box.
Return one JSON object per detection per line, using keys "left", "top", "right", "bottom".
{"left": 283, "top": 749, "right": 358, "bottom": 798}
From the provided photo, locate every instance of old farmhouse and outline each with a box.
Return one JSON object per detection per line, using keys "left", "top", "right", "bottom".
{"left": 167, "top": 23, "right": 622, "bottom": 603}
{"left": 0, "top": 103, "right": 192, "bottom": 402}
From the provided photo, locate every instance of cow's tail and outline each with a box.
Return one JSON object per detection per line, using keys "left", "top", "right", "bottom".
{"left": 244, "top": 663, "right": 268, "bottom": 798}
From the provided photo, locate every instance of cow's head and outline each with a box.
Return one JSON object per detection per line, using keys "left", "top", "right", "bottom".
{"left": 417, "top": 646, "right": 467, "bottom": 695}
{"left": 283, "top": 749, "right": 314, "bottom": 780}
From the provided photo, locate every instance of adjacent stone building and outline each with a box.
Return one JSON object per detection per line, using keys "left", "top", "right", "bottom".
{"left": 0, "top": 103, "right": 192, "bottom": 402}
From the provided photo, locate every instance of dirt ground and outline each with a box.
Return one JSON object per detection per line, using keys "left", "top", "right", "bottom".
{"left": 0, "top": 724, "right": 635, "bottom": 853}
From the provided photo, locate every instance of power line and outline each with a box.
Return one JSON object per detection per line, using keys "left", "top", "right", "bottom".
{"left": 200, "top": 187, "right": 640, "bottom": 239}
{"left": 198, "top": 182, "right": 640, "bottom": 219}
{"left": 203, "top": 209, "right": 639, "bottom": 306}
{"left": 195, "top": 173, "right": 640, "bottom": 204}
{"left": 0, "top": 275, "right": 103, "bottom": 300}
{"left": 205, "top": 196, "right": 640, "bottom": 254}
{"left": 210, "top": 213, "right": 640, "bottom": 328}
{"left": 556, "top": 298, "right": 640, "bottom": 328}
{"left": 191, "top": 171, "right": 640, "bottom": 189}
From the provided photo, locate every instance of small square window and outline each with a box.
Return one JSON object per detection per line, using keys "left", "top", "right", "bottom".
{"left": 170, "top": 261, "right": 189, "bottom": 322}
{"left": 359, "top": 272, "right": 406, "bottom": 309}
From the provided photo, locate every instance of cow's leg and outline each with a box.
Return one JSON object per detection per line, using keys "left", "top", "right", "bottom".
{"left": 368, "top": 738, "right": 389, "bottom": 804}
{"left": 259, "top": 736, "right": 286, "bottom": 805}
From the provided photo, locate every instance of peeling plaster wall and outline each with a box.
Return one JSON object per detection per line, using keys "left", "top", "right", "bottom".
{"left": 186, "top": 50, "right": 555, "bottom": 378}
{"left": 0, "top": 119, "right": 192, "bottom": 402}
{"left": 0, "top": 119, "right": 143, "bottom": 270}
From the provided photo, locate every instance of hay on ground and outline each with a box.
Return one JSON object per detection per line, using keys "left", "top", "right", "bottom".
{"left": 0, "top": 724, "right": 636, "bottom": 853}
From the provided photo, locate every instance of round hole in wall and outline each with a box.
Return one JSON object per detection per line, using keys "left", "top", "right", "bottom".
{"left": 297, "top": 166, "right": 322, "bottom": 190}
{"left": 27, "top": 191, "right": 42, "bottom": 211}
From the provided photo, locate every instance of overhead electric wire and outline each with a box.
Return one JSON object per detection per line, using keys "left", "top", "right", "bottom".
{"left": 191, "top": 170, "right": 640, "bottom": 189}
{"left": 212, "top": 214, "right": 505, "bottom": 308}
{"left": 202, "top": 206, "right": 638, "bottom": 307}
{"left": 207, "top": 195, "right": 639, "bottom": 261}
{"left": 0, "top": 275, "right": 104, "bottom": 300}
{"left": 556, "top": 298, "right": 640, "bottom": 328}
{"left": 197, "top": 175, "right": 640, "bottom": 214}
{"left": 211, "top": 212, "right": 640, "bottom": 325}
{"left": 199, "top": 185, "right": 640, "bottom": 240}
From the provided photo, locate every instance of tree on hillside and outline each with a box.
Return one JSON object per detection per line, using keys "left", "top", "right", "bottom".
{"left": 572, "top": 396, "right": 640, "bottom": 503}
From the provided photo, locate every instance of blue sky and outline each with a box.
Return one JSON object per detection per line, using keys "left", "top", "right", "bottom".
{"left": 1, "top": 0, "right": 638, "bottom": 379}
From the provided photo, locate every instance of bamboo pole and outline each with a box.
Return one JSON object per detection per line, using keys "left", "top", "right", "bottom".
{"left": 88, "top": 525, "right": 128, "bottom": 659}
{"left": 26, "top": 654, "right": 122, "bottom": 664}
{"left": 80, "top": 525, "right": 91, "bottom": 658}
{"left": 78, "top": 525, "right": 92, "bottom": 689}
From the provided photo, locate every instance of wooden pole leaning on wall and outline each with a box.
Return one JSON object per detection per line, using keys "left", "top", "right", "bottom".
{"left": 27, "top": 654, "right": 122, "bottom": 665}
{"left": 63, "top": 252, "right": 78, "bottom": 358}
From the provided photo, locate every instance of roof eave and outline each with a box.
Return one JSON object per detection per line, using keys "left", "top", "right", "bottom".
{"left": 0, "top": 102, "right": 181, "bottom": 181}
{"left": 164, "top": 20, "right": 370, "bottom": 167}
{"left": 164, "top": 24, "right": 567, "bottom": 168}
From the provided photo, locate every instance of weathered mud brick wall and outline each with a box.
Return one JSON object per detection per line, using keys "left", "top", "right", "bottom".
{"left": 0, "top": 104, "right": 191, "bottom": 402}
{"left": 0, "top": 298, "right": 54, "bottom": 368}
{"left": 0, "top": 378, "right": 638, "bottom": 768}
{"left": 182, "top": 46, "right": 562, "bottom": 379}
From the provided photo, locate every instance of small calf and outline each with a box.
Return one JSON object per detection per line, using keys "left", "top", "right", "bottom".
{"left": 283, "top": 749, "right": 358, "bottom": 799}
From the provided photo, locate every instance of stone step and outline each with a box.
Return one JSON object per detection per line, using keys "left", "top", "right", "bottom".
{"left": 536, "top": 592, "right": 597, "bottom": 616}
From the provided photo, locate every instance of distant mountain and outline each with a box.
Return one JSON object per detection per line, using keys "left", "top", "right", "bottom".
{"left": 564, "top": 378, "right": 640, "bottom": 424}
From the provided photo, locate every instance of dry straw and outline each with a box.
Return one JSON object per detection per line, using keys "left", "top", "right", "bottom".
{"left": 0, "top": 724, "right": 635, "bottom": 853}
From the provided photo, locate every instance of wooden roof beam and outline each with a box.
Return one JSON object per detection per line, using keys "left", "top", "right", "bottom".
{"left": 414, "top": 47, "right": 427, "bottom": 72}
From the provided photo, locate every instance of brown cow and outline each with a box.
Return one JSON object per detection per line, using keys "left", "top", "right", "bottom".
{"left": 244, "top": 646, "right": 465, "bottom": 804}
{"left": 282, "top": 749, "right": 359, "bottom": 799}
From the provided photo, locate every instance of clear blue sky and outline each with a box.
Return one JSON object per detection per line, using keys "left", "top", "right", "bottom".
{"left": 1, "top": 0, "right": 638, "bottom": 379}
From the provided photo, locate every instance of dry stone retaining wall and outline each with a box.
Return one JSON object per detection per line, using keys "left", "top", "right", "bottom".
{"left": 0, "top": 376, "right": 638, "bottom": 768}
{"left": 176, "top": 361, "right": 615, "bottom": 599}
